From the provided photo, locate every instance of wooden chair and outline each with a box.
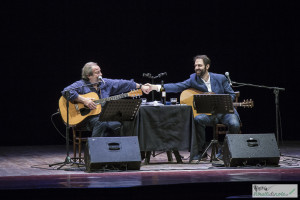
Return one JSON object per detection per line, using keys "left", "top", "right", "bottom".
{"left": 72, "top": 126, "right": 91, "bottom": 163}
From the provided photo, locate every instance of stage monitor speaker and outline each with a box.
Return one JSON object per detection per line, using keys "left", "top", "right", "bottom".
{"left": 223, "top": 133, "right": 280, "bottom": 167}
{"left": 84, "top": 136, "right": 141, "bottom": 172}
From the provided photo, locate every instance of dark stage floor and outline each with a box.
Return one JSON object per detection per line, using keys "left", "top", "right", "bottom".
{"left": 0, "top": 141, "right": 300, "bottom": 199}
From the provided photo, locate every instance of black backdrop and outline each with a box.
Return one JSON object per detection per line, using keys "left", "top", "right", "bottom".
{"left": 1, "top": 0, "right": 298, "bottom": 146}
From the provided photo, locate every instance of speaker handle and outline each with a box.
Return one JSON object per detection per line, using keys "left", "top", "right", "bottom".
{"left": 108, "top": 143, "right": 121, "bottom": 150}
{"left": 247, "top": 138, "right": 259, "bottom": 147}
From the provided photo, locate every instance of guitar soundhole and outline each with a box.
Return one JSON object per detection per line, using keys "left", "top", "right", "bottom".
{"left": 79, "top": 108, "right": 91, "bottom": 116}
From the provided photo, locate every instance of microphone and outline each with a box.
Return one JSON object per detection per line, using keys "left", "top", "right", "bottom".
{"left": 225, "top": 72, "right": 232, "bottom": 86}
{"left": 143, "top": 73, "right": 152, "bottom": 78}
{"left": 98, "top": 76, "right": 105, "bottom": 85}
{"left": 143, "top": 72, "right": 167, "bottom": 79}
{"left": 157, "top": 72, "right": 167, "bottom": 78}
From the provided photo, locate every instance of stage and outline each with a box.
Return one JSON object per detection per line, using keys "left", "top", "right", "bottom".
{"left": 0, "top": 141, "right": 300, "bottom": 199}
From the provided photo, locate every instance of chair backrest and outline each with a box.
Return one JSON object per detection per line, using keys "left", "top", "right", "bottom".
{"left": 234, "top": 91, "right": 240, "bottom": 101}
{"left": 234, "top": 91, "right": 240, "bottom": 108}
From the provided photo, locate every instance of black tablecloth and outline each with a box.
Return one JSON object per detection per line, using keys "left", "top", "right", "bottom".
{"left": 121, "top": 105, "right": 199, "bottom": 161}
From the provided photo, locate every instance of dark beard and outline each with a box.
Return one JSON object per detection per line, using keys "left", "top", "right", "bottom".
{"left": 196, "top": 69, "right": 206, "bottom": 78}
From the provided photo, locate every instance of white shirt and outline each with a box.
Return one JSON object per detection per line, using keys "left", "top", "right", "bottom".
{"left": 201, "top": 74, "right": 212, "bottom": 92}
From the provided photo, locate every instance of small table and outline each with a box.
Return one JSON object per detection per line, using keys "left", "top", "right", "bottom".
{"left": 121, "top": 104, "right": 199, "bottom": 163}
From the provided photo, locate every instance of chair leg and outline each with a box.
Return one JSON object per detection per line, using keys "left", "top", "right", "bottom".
{"left": 78, "top": 132, "right": 82, "bottom": 163}
{"left": 72, "top": 129, "right": 77, "bottom": 161}
{"left": 78, "top": 141, "right": 82, "bottom": 163}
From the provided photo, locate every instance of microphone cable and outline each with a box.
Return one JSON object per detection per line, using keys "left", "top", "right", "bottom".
{"left": 50, "top": 110, "right": 73, "bottom": 142}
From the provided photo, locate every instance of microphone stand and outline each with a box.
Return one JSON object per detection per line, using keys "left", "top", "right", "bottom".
{"left": 151, "top": 75, "right": 155, "bottom": 101}
{"left": 232, "top": 80, "right": 285, "bottom": 146}
{"left": 49, "top": 80, "right": 103, "bottom": 169}
{"left": 49, "top": 90, "right": 74, "bottom": 169}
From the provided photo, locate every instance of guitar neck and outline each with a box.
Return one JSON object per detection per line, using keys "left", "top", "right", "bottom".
{"left": 233, "top": 101, "right": 253, "bottom": 108}
{"left": 94, "top": 93, "right": 129, "bottom": 104}
{"left": 233, "top": 102, "right": 242, "bottom": 107}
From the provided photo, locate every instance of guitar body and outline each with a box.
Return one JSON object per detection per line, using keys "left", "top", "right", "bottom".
{"left": 59, "top": 89, "right": 143, "bottom": 126}
{"left": 59, "top": 92, "right": 102, "bottom": 126}
{"left": 180, "top": 88, "right": 253, "bottom": 117}
{"left": 180, "top": 88, "right": 207, "bottom": 117}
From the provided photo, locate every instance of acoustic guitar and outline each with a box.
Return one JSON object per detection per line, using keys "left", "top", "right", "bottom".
{"left": 180, "top": 88, "right": 254, "bottom": 117}
{"left": 59, "top": 89, "right": 142, "bottom": 126}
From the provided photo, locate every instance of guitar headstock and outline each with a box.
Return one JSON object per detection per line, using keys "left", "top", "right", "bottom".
{"left": 240, "top": 99, "right": 254, "bottom": 108}
{"left": 128, "top": 89, "right": 143, "bottom": 97}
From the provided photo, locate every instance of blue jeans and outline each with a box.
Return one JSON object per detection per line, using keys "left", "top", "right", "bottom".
{"left": 194, "top": 113, "right": 240, "bottom": 153}
{"left": 84, "top": 116, "right": 121, "bottom": 137}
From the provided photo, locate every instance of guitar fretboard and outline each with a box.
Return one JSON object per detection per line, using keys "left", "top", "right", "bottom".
{"left": 94, "top": 93, "right": 129, "bottom": 104}
{"left": 233, "top": 102, "right": 242, "bottom": 107}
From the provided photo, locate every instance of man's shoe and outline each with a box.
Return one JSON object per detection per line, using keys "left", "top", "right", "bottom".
{"left": 216, "top": 148, "right": 223, "bottom": 160}
{"left": 190, "top": 154, "right": 200, "bottom": 163}
{"left": 216, "top": 152, "right": 223, "bottom": 160}
{"left": 200, "top": 152, "right": 208, "bottom": 160}
{"left": 190, "top": 152, "right": 208, "bottom": 163}
{"left": 212, "top": 160, "right": 224, "bottom": 167}
{"left": 190, "top": 159, "right": 200, "bottom": 164}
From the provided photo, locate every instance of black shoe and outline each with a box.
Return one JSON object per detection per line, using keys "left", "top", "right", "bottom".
{"left": 212, "top": 160, "right": 224, "bottom": 167}
{"left": 216, "top": 148, "right": 223, "bottom": 160}
{"left": 192, "top": 152, "right": 207, "bottom": 161}
{"left": 191, "top": 155, "right": 200, "bottom": 163}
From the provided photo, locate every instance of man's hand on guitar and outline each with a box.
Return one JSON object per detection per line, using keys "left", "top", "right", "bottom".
{"left": 83, "top": 97, "right": 97, "bottom": 110}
